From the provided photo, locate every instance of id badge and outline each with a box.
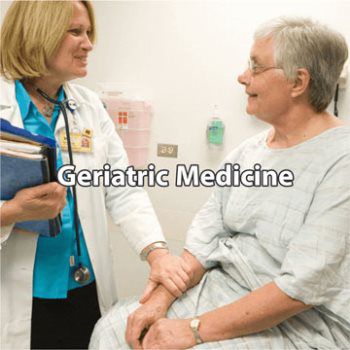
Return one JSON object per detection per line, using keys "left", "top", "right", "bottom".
{"left": 60, "top": 128, "right": 93, "bottom": 153}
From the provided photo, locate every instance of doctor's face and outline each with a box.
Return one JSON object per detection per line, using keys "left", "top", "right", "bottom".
{"left": 237, "top": 36, "right": 293, "bottom": 123}
{"left": 47, "top": 1, "right": 93, "bottom": 83}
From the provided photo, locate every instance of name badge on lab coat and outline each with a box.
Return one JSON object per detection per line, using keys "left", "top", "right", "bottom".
{"left": 59, "top": 128, "right": 93, "bottom": 153}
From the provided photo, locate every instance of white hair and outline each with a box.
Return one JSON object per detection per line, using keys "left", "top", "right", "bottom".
{"left": 254, "top": 17, "right": 348, "bottom": 112}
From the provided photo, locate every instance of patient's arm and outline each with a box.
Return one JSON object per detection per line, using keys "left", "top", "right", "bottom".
{"left": 142, "top": 281, "right": 311, "bottom": 349}
{"left": 125, "top": 250, "right": 206, "bottom": 348}
{"left": 197, "top": 281, "right": 310, "bottom": 341}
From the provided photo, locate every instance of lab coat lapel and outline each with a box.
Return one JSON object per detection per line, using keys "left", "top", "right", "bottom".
{"left": 0, "top": 79, "right": 24, "bottom": 128}
{"left": 54, "top": 84, "right": 88, "bottom": 174}
{"left": 55, "top": 83, "right": 84, "bottom": 137}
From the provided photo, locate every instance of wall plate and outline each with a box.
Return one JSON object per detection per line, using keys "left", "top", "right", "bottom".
{"left": 157, "top": 144, "right": 178, "bottom": 158}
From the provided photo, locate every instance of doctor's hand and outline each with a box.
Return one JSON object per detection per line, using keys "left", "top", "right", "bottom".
{"left": 1, "top": 182, "right": 67, "bottom": 226}
{"left": 141, "top": 251, "right": 193, "bottom": 303}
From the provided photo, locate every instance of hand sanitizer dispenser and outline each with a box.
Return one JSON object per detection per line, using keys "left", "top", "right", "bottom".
{"left": 207, "top": 105, "right": 224, "bottom": 145}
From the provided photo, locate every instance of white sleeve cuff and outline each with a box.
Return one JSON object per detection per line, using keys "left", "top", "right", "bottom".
{"left": 0, "top": 200, "right": 14, "bottom": 248}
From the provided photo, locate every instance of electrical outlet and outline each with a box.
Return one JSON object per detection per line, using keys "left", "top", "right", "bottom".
{"left": 157, "top": 144, "right": 178, "bottom": 158}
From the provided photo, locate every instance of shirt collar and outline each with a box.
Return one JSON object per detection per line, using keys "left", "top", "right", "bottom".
{"left": 15, "top": 80, "right": 31, "bottom": 120}
{"left": 15, "top": 80, "right": 65, "bottom": 121}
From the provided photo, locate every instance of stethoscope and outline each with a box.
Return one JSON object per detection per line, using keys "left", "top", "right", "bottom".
{"left": 37, "top": 88, "right": 90, "bottom": 285}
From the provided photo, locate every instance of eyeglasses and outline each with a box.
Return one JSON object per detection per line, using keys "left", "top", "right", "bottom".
{"left": 247, "top": 59, "right": 282, "bottom": 76}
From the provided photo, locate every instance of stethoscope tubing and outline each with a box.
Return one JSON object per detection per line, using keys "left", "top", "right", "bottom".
{"left": 37, "top": 89, "right": 82, "bottom": 262}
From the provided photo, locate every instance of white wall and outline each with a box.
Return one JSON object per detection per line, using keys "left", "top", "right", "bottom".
{"left": 1, "top": 0, "right": 349, "bottom": 298}
{"left": 84, "top": 0, "right": 350, "bottom": 298}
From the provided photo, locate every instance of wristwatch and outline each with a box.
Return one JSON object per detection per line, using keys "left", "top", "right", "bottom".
{"left": 190, "top": 318, "right": 203, "bottom": 345}
{"left": 140, "top": 241, "right": 168, "bottom": 261}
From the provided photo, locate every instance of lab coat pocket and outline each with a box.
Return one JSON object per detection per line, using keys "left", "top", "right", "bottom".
{"left": 2, "top": 318, "right": 32, "bottom": 350}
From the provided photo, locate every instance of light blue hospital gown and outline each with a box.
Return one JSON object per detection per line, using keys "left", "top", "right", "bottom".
{"left": 89, "top": 126, "right": 350, "bottom": 350}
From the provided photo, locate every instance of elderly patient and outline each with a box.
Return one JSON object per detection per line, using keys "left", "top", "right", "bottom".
{"left": 90, "top": 17, "right": 350, "bottom": 349}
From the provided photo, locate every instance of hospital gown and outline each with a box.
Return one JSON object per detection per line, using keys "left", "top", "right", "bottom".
{"left": 89, "top": 126, "right": 350, "bottom": 349}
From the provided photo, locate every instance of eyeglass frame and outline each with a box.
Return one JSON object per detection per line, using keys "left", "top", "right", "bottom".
{"left": 247, "top": 59, "right": 283, "bottom": 76}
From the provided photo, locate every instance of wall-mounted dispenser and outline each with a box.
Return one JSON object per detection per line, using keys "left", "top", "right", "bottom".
{"left": 207, "top": 105, "right": 224, "bottom": 145}
{"left": 99, "top": 84, "right": 153, "bottom": 168}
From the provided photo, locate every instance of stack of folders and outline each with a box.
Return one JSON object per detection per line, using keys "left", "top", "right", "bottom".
{"left": 0, "top": 118, "right": 61, "bottom": 237}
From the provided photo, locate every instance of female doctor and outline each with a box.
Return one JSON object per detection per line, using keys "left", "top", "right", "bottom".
{"left": 0, "top": 1, "right": 191, "bottom": 349}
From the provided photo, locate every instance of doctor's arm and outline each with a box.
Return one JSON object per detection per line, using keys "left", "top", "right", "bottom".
{"left": 97, "top": 102, "right": 192, "bottom": 298}
{"left": 141, "top": 246, "right": 193, "bottom": 301}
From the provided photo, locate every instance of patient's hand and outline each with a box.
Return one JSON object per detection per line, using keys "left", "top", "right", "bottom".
{"left": 142, "top": 318, "right": 195, "bottom": 349}
{"left": 141, "top": 252, "right": 193, "bottom": 303}
{"left": 125, "top": 298, "right": 169, "bottom": 349}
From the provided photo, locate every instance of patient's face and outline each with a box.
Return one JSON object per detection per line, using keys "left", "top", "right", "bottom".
{"left": 237, "top": 36, "right": 294, "bottom": 124}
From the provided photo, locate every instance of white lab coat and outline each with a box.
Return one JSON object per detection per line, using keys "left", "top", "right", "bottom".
{"left": 0, "top": 78, "right": 165, "bottom": 349}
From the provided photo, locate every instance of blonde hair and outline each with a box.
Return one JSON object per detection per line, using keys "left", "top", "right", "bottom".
{"left": 0, "top": 1, "right": 96, "bottom": 80}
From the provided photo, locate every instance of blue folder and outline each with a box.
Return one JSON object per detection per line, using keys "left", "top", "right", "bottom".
{"left": 0, "top": 118, "right": 61, "bottom": 237}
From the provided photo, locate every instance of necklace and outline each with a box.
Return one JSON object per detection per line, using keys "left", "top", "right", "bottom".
{"left": 23, "top": 81, "right": 56, "bottom": 118}
{"left": 41, "top": 103, "right": 54, "bottom": 118}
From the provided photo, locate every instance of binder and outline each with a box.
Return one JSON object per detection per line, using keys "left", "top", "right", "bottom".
{"left": 0, "top": 118, "right": 62, "bottom": 237}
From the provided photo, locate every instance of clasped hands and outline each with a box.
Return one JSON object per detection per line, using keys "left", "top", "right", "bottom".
{"left": 142, "top": 249, "right": 192, "bottom": 303}
{"left": 127, "top": 252, "right": 196, "bottom": 349}
{"left": 126, "top": 287, "right": 196, "bottom": 349}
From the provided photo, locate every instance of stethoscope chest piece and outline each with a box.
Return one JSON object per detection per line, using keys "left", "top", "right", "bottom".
{"left": 74, "top": 266, "right": 91, "bottom": 285}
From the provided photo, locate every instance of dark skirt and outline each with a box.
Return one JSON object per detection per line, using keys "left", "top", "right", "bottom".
{"left": 31, "top": 281, "right": 101, "bottom": 349}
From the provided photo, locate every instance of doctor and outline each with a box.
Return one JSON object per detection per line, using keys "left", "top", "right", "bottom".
{"left": 0, "top": 1, "right": 191, "bottom": 349}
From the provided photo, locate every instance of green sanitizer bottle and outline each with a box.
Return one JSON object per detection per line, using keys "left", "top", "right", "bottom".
{"left": 207, "top": 105, "right": 224, "bottom": 145}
